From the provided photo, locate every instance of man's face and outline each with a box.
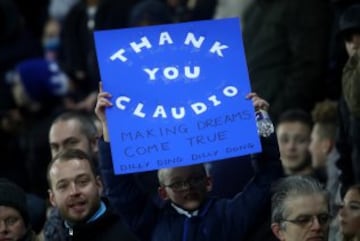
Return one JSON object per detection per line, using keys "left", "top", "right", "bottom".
{"left": 158, "top": 165, "right": 211, "bottom": 211}
{"left": 308, "top": 125, "right": 327, "bottom": 169}
{"left": 49, "top": 119, "right": 97, "bottom": 157}
{"left": 0, "top": 206, "right": 27, "bottom": 241}
{"left": 272, "top": 194, "right": 329, "bottom": 241}
{"left": 345, "top": 33, "right": 360, "bottom": 57}
{"left": 338, "top": 188, "right": 360, "bottom": 237}
{"left": 276, "top": 121, "right": 311, "bottom": 174}
{"left": 48, "top": 158, "right": 103, "bottom": 223}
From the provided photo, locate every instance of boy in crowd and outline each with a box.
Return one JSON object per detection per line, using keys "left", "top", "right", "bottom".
{"left": 95, "top": 86, "right": 283, "bottom": 241}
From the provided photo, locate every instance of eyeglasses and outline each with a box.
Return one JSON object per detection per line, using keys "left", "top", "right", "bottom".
{"left": 164, "top": 176, "right": 207, "bottom": 192}
{"left": 282, "top": 213, "right": 331, "bottom": 227}
{"left": 0, "top": 216, "right": 21, "bottom": 228}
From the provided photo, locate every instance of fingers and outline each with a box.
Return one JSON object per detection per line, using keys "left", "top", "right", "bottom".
{"left": 96, "top": 83, "right": 113, "bottom": 107}
{"left": 99, "top": 81, "right": 103, "bottom": 92}
{"left": 94, "top": 87, "right": 113, "bottom": 122}
{"left": 97, "top": 95, "right": 113, "bottom": 107}
{"left": 253, "top": 99, "right": 269, "bottom": 111}
{"left": 246, "top": 92, "right": 269, "bottom": 111}
{"left": 246, "top": 92, "right": 258, "bottom": 99}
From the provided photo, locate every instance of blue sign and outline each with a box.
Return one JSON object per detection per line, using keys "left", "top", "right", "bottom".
{"left": 94, "top": 17, "right": 261, "bottom": 174}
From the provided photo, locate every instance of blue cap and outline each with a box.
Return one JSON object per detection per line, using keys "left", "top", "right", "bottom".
{"left": 15, "top": 58, "right": 68, "bottom": 102}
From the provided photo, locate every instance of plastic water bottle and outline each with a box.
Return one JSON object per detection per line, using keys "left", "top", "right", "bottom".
{"left": 256, "top": 109, "right": 274, "bottom": 137}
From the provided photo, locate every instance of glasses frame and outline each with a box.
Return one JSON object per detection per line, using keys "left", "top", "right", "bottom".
{"left": 163, "top": 175, "right": 207, "bottom": 192}
{"left": 282, "top": 213, "right": 332, "bottom": 227}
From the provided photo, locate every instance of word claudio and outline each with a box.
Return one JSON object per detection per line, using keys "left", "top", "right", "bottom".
{"left": 115, "top": 85, "right": 239, "bottom": 119}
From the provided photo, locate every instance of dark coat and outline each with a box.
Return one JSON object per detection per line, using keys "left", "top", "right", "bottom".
{"left": 242, "top": 0, "right": 331, "bottom": 123}
{"left": 64, "top": 203, "right": 139, "bottom": 241}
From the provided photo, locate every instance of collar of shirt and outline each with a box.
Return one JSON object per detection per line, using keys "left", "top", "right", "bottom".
{"left": 171, "top": 203, "right": 199, "bottom": 218}
{"left": 64, "top": 200, "right": 107, "bottom": 228}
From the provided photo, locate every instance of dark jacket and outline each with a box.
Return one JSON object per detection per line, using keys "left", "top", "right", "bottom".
{"left": 242, "top": 0, "right": 330, "bottom": 123}
{"left": 336, "top": 50, "right": 360, "bottom": 188}
{"left": 66, "top": 204, "right": 138, "bottom": 241}
{"left": 99, "top": 134, "right": 283, "bottom": 241}
{"left": 21, "top": 230, "right": 40, "bottom": 241}
{"left": 44, "top": 201, "right": 139, "bottom": 241}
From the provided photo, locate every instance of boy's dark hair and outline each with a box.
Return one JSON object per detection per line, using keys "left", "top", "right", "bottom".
{"left": 47, "top": 149, "right": 99, "bottom": 188}
{"left": 277, "top": 109, "right": 313, "bottom": 128}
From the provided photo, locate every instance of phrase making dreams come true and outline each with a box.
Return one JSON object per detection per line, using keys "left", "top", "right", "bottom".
{"left": 109, "top": 31, "right": 239, "bottom": 119}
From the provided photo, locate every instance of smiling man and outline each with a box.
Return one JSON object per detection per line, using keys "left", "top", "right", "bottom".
{"left": 47, "top": 149, "right": 139, "bottom": 241}
{"left": 271, "top": 175, "right": 330, "bottom": 241}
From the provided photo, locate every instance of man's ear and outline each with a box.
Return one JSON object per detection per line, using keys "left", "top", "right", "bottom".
{"left": 91, "top": 137, "right": 99, "bottom": 153}
{"left": 205, "top": 176, "right": 213, "bottom": 192}
{"left": 321, "top": 138, "right": 332, "bottom": 155}
{"left": 96, "top": 176, "right": 103, "bottom": 195}
{"left": 48, "top": 189, "right": 57, "bottom": 207}
{"left": 158, "top": 186, "right": 169, "bottom": 200}
{"left": 271, "top": 223, "right": 285, "bottom": 241}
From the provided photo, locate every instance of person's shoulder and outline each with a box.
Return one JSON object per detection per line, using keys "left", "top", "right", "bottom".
{"left": 99, "top": 209, "right": 139, "bottom": 241}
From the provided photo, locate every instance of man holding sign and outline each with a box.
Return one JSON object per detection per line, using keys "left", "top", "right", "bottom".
{"left": 95, "top": 87, "right": 283, "bottom": 241}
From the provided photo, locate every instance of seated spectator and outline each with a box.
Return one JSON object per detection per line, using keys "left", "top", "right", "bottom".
{"left": 43, "top": 110, "right": 100, "bottom": 241}
{"left": 47, "top": 149, "right": 139, "bottom": 241}
{"left": 276, "top": 109, "right": 314, "bottom": 176}
{"left": 309, "top": 100, "right": 342, "bottom": 207}
{"left": 42, "top": 18, "right": 62, "bottom": 61}
{"left": 95, "top": 87, "right": 284, "bottom": 241}
{"left": 338, "top": 184, "right": 360, "bottom": 241}
{"left": 309, "top": 99, "right": 342, "bottom": 241}
{"left": 336, "top": 4, "right": 360, "bottom": 191}
{"left": 271, "top": 175, "right": 331, "bottom": 241}
{"left": 48, "top": 110, "right": 99, "bottom": 158}
{"left": 0, "top": 178, "right": 41, "bottom": 241}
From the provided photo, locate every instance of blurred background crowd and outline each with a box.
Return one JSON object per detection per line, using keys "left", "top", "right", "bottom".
{"left": 0, "top": 0, "right": 360, "bottom": 240}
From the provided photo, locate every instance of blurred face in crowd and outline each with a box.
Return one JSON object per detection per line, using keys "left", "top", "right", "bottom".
{"left": 42, "top": 19, "right": 61, "bottom": 60}
{"left": 0, "top": 206, "right": 27, "bottom": 241}
{"left": 308, "top": 124, "right": 329, "bottom": 169}
{"left": 48, "top": 158, "right": 103, "bottom": 223}
{"left": 272, "top": 194, "right": 329, "bottom": 241}
{"left": 276, "top": 121, "right": 311, "bottom": 175}
{"left": 158, "top": 164, "right": 212, "bottom": 211}
{"left": 42, "top": 19, "right": 61, "bottom": 46}
{"left": 344, "top": 32, "right": 360, "bottom": 57}
{"left": 9, "top": 73, "right": 32, "bottom": 108}
{"left": 338, "top": 187, "right": 360, "bottom": 239}
{"left": 49, "top": 119, "right": 97, "bottom": 158}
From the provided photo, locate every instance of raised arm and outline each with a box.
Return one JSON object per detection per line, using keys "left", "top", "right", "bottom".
{"left": 94, "top": 82, "right": 158, "bottom": 240}
{"left": 221, "top": 93, "right": 283, "bottom": 238}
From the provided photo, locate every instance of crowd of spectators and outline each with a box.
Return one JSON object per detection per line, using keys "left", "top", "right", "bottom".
{"left": 1, "top": 0, "right": 360, "bottom": 240}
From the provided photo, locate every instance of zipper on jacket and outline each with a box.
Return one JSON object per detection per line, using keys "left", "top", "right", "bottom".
{"left": 68, "top": 227, "right": 73, "bottom": 236}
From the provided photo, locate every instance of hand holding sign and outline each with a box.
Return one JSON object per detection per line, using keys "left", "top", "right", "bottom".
{"left": 95, "top": 82, "right": 112, "bottom": 142}
{"left": 246, "top": 92, "right": 269, "bottom": 112}
{"left": 94, "top": 18, "right": 263, "bottom": 174}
